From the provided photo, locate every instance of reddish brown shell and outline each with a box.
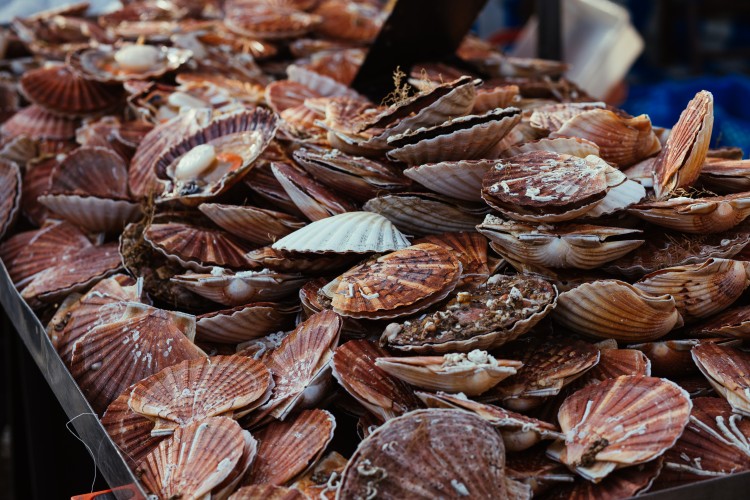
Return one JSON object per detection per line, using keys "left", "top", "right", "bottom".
{"left": 692, "top": 342, "right": 750, "bottom": 416}
{"left": 547, "top": 458, "right": 663, "bottom": 500}
{"left": 196, "top": 302, "right": 298, "bottom": 344}
{"left": 689, "top": 304, "right": 750, "bottom": 339}
{"left": 331, "top": 339, "right": 423, "bottom": 421}
{"left": 271, "top": 161, "right": 356, "bottom": 221}
{"left": 580, "top": 348, "right": 651, "bottom": 383}
{"left": 171, "top": 269, "right": 306, "bottom": 307}
{"left": 265, "top": 80, "right": 321, "bottom": 113}
{"left": 339, "top": 409, "right": 509, "bottom": 499}
{"left": 230, "top": 485, "right": 308, "bottom": 500}
{"left": 47, "top": 146, "right": 129, "bottom": 198}
{"left": 20, "top": 64, "right": 123, "bottom": 117}
{"left": 70, "top": 303, "right": 207, "bottom": 414}
{"left": 413, "top": 231, "right": 491, "bottom": 288}
{"left": 2, "top": 105, "right": 80, "bottom": 140}
{"left": 313, "top": 0, "right": 383, "bottom": 42}
{"left": 137, "top": 416, "right": 247, "bottom": 499}
{"left": 329, "top": 243, "right": 462, "bottom": 319}
{"left": 101, "top": 389, "right": 163, "bottom": 469}
{"left": 225, "top": 4, "right": 322, "bottom": 40}
{"left": 199, "top": 203, "right": 305, "bottom": 246}
{"left": 243, "top": 409, "right": 335, "bottom": 486}
{"left": 128, "top": 355, "right": 272, "bottom": 435}
{"left": 20, "top": 156, "right": 54, "bottom": 226}
{"left": 0, "top": 159, "right": 21, "bottom": 240}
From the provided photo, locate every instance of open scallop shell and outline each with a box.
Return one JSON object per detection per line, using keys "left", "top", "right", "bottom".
{"left": 338, "top": 409, "right": 509, "bottom": 499}
{"left": 327, "top": 243, "right": 462, "bottom": 320}
{"left": 144, "top": 222, "right": 256, "bottom": 272}
{"left": 654, "top": 91, "right": 713, "bottom": 199}
{"left": 375, "top": 350, "right": 522, "bottom": 396}
{"left": 417, "top": 391, "right": 563, "bottom": 451}
{"left": 550, "top": 109, "right": 661, "bottom": 167}
{"left": 2, "top": 104, "right": 79, "bottom": 140}
{"left": 272, "top": 211, "right": 410, "bottom": 254}
{"left": 403, "top": 159, "right": 494, "bottom": 202}
{"left": 413, "top": 231, "right": 495, "bottom": 289}
{"left": 634, "top": 258, "right": 750, "bottom": 323}
{"left": 554, "top": 375, "right": 691, "bottom": 482}
{"left": 199, "top": 203, "right": 305, "bottom": 246}
{"left": 386, "top": 108, "right": 521, "bottom": 165}
{"left": 243, "top": 409, "right": 335, "bottom": 486}
{"left": 101, "top": 389, "right": 163, "bottom": 469}
{"left": 69, "top": 303, "right": 207, "bottom": 414}
{"left": 692, "top": 342, "right": 750, "bottom": 416}
{"left": 68, "top": 44, "right": 192, "bottom": 82}
{"left": 196, "top": 302, "right": 298, "bottom": 344}
{"left": 290, "top": 451, "right": 348, "bottom": 500}
{"left": 554, "top": 280, "right": 683, "bottom": 342}
{"left": 137, "top": 416, "right": 247, "bottom": 500}
{"left": 332, "top": 340, "right": 423, "bottom": 421}
{"left": 478, "top": 215, "right": 644, "bottom": 270}
{"left": 19, "top": 64, "right": 123, "bottom": 117}
{"left": 172, "top": 269, "right": 307, "bottom": 306}
{"left": 382, "top": 273, "right": 557, "bottom": 354}
{"left": 629, "top": 192, "right": 750, "bottom": 234}
{"left": 364, "top": 192, "right": 488, "bottom": 236}
{"left": 689, "top": 304, "right": 750, "bottom": 339}
{"left": 158, "top": 108, "right": 278, "bottom": 205}
{"left": 0, "top": 160, "right": 21, "bottom": 240}
{"left": 128, "top": 355, "right": 272, "bottom": 435}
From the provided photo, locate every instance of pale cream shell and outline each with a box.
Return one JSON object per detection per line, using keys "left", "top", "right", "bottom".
{"left": 171, "top": 269, "right": 307, "bottom": 307}
{"left": 403, "top": 159, "right": 495, "bottom": 202}
{"left": 37, "top": 194, "right": 142, "bottom": 233}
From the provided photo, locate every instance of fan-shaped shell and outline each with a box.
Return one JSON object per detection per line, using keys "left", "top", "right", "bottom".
{"left": 417, "top": 391, "right": 562, "bottom": 452}
{"left": 689, "top": 304, "right": 750, "bottom": 339}
{"left": 2, "top": 105, "right": 79, "bottom": 140}
{"left": 403, "top": 159, "right": 494, "bottom": 202}
{"left": 287, "top": 64, "right": 361, "bottom": 99}
{"left": 550, "top": 109, "right": 661, "bottom": 167}
{"left": 313, "top": 0, "right": 383, "bottom": 42}
{"left": 230, "top": 485, "right": 307, "bottom": 500}
{"left": 382, "top": 274, "right": 557, "bottom": 353}
{"left": 265, "top": 80, "right": 321, "bottom": 114}
{"left": 128, "top": 355, "right": 272, "bottom": 435}
{"left": 20, "top": 64, "right": 123, "bottom": 117}
{"left": 501, "top": 136, "right": 601, "bottom": 159}
{"left": 375, "top": 350, "right": 522, "bottom": 396}
{"left": 172, "top": 269, "right": 306, "bottom": 307}
{"left": 47, "top": 146, "right": 129, "bottom": 198}
{"left": 271, "top": 161, "right": 356, "bottom": 221}
{"left": 386, "top": 108, "right": 521, "bottom": 165}
{"left": 101, "top": 390, "right": 163, "bottom": 469}
{"left": 328, "top": 243, "right": 462, "bottom": 319}
{"left": 225, "top": 5, "right": 322, "bottom": 40}
{"left": 37, "top": 195, "right": 142, "bottom": 233}
{"left": 692, "top": 342, "right": 750, "bottom": 416}
{"left": 272, "top": 211, "right": 410, "bottom": 254}
{"left": 0, "top": 160, "right": 21, "bottom": 240}
{"left": 70, "top": 303, "right": 207, "bottom": 414}
{"left": 556, "top": 376, "right": 691, "bottom": 482}
{"left": 137, "top": 417, "right": 247, "bottom": 500}
{"left": 528, "top": 102, "right": 606, "bottom": 133}
{"left": 478, "top": 215, "right": 644, "bottom": 270}
{"left": 629, "top": 193, "right": 750, "bottom": 234}
{"left": 243, "top": 409, "right": 335, "bottom": 486}
{"left": 413, "top": 231, "right": 494, "bottom": 289}
{"left": 634, "top": 259, "right": 750, "bottom": 323}
{"left": 579, "top": 348, "right": 652, "bottom": 383}
{"left": 196, "top": 302, "right": 298, "bottom": 344}
{"left": 554, "top": 280, "right": 683, "bottom": 342}
{"left": 472, "top": 84, "right": 519, "bottom": 114}
{"left": 339, "top": 409, "right": 509, "bottom": 499}
{"left": 654, "top": 91, "right": 713, "bottom": 199}
{"left": 68, "top": 44, "right": 192, "bottom": 82}
{"left": 699, "top": 158, "right": 750, "bottom": 194}
{"left": 199, "top": 203, "right": 305, "bottom": 246}
{"left": 144, "top": 222, "right": 256, "bottom": 271}
{"left": 332, "top": 340, "right": 423, "bottom": 421}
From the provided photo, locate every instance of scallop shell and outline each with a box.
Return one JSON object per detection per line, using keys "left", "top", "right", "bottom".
{"left": 386, "top": 108, "right": 521, "bottom": 165}
{"left": 555, "top": 375, "right": 691, "bottom": 482}
{"left": 229, "top": 485, "right": 307, "bottom": 500}
{"left": 417, "top": 391, "right": 562, "bottom": 452}
{"left": 0, "top": 160, "right": 21, "bottom": 240}
{"left": 632, "top": 339, "right": 736, "bottom": 379}
{"left": 137, "top": 417, "right": 247, "bottom": 500}
{"left": 382, "top": 274, "right": 557, "bottom": 354}
{"left": 37, "top": 195, "right": 142, "bottom": 234}
{"left": 19, "top": 64, "right": 123, "bottom": 117}
{"left": 501, "top": 136, "right": 600, "bottom": 159}
{"left": 225, "top": 5, "right": 322, "bottom": 40}
{"left": 634, "top": 258, "right": 750, "bottom": 323}
{"left": 47, "top": 146, "right": 129, "bottom": 198}
{"left": 692, "top": 342, "right": 750, "bottom": 416}
{"left": 243, "top": 409, "right": 335, "bottom": 486}
{"left": 196, "top": 302, "right": 298, "bottom": 344}
{"left": 328, "top": 243, "right": 462, "bottom": 320}
{"left": 528, "top": 102, "right": 606, "bottom": 133}
{"left": 477, "top": 215, "right": 644, "bottom": 270}
{"left": 332, "top": 340, "right": 423, "bottom": 421}
{"left": 68, "top": 44, "right": 192, "bottom": 82}
{"left": 101, "top": 390, "right": 163, "bottom": 469}
{"left": 1, "top": 135, "right": 39, "bottom": 166}
{"left": 654, "top": 91, "right": 713, "bottom": 199}
{"left": 629, "top": 193, "right": 750, "bottom": 234}
{"left": 244, "top": 161, "right": 305, "bottom": 216}
{"left": 553, "top": 280, "right": 683, "bottom": 342}
{"left": 547, "top": 458, "right": 663, "bottom": 500}
{"left": 69, "top": 303, "right": 207, "bottom": 414}
{"left": 481, "top": 152, "right": 611, "bottom": 223}
{"left": 290, "top": 451, "right": 348, "bottom": 500}
{"left": 246, "top": 246, "right": 353, "bottom": 274}
{"left": 2, "top": 105, "right": 79, "bottom": 140}
{"left": 338, "top": 409, "right": 509, "bottom": 499}
{"left": 313, "top": 0, "right": 383, "bottom": 42}
{"left": 251, "top": 310, "right": 341, "bottom": 423}
{"left": 403, "top": 159, "right": 494, "bottom": 202}
{"left": 689, "top": 304, "right": 750, "bottom": 339}
{"left": 472, "top": 84, "right": 519, "bottom": 114}
{"left": 199, "top": 203, "right": 305, "bottom": 246}
{"left": 171, "top": 269, "right": 307, "bottom": 307}
{"left": 550, "top": 109, "right": 661, "bottom": 167}
{"left": 144, "top": 222, "right": 256, "bottom": 271}
{"left": 579, "top": 348, "right": 652, "bottom": 383}
{"left": 272, "top": 211, "right": 410, "bottom": 254}
{"left": 158, "top": 108, "right": 278, "bottom": 205}
{"left": 414, "top": 231, "right": 494, "bottom": 289}
{"left": 375, "top": 350, "right": 522, "bottom": 396}
{"left": 364, "top": 193, "right": 488, "bottom": 237}
{"left": 265, "top": 80, "right": 321, "bottom": 114}
{"left": 128, "top": 355, "right": 271, "bottom": 435}
{"left": 271, "top": 162, "right": 356, "bottom": 221}
{"left": 699, "top": 158, "right": 750, "bottom": 194}
{"left": 287, "top": 64, "right": 362, "bottom": 99}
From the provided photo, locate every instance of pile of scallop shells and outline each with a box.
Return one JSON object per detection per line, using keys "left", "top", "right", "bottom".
{"left": 2, "top": 1, "right": 750, "bottom": 499}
